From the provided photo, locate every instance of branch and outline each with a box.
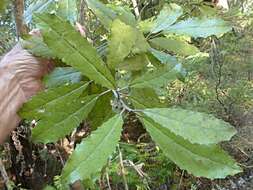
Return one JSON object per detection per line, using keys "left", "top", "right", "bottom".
{"left": 0, "top": 158, "right": 9, "bottom": 187}
{"left": 118, "top": 145, "right": 129, "bottom": 190}
{"left": 13, "top": 0, "right": 28, "bottom": 38}
{"left": 131, "top": 0, "right": 140, "bottom": 18}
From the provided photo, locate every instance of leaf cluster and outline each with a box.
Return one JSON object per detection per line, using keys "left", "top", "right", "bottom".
{"left": 19, "top": 0, "right": 241, "bottom": 188}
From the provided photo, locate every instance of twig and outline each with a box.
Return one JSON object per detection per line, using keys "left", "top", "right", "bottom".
{"left": 112, "top": 90, "right": 133, "bottom": 112}
{"left": 131, "top": 0, "right": 140, "bottom": 18}
{"left": 106, "top": 172, "right": 112, "bottom": 190}
{"left": 178, "top": 170, "right": 185, "bottom": 190}
{"left": 127, "top": 160, "right": 147, "bottom": 178}
{"left": 211, "top": 38, "right": 228, "bottom": 113}
{"left": 78, "top": 0, "right": 89, "bottom": 38}
{"left": 139, "top": 1, "right": 150, "bottom": 19}
{"left": 118, "top": 145, "right": 129, "bottom": 190}
{"left": 55, "top": 145, "right": 65, "bottom": 166}
{"left": 0, "top": 158, "right": 9, "bottom": 187}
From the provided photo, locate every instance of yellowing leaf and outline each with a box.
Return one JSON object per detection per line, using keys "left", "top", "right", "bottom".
{"left": 108, "top": 19, "right": 137, "bottom": 69}
{"left": 118, "top": 54, "right": 149, "bottom": 71}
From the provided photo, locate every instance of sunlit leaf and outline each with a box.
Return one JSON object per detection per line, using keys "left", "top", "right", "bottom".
{"left": 164, "top": 17, "right": 232, "bottom": 38}
{"left": 108, "top": 19, "right": 137, "bottom": 69}
{"left": 141, "top": 116, "right": 242, "bottom": 179}
{"left": 142, "top": 108, "right": 237, "bottom": 144}
{"left": 118, "top": 54, "right": 149, "bottom": 71}
{"left": 151, "top": 3, "right": 183, "bottom": 34}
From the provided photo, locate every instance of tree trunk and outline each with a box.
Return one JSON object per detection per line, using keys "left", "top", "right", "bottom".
{"left": 13, "top": 0, "right": 28, "bottom": 38}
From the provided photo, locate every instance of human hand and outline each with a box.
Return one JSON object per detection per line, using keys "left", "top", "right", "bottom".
{"left": 0, "top": 43, "right": 53, "bottom": 143}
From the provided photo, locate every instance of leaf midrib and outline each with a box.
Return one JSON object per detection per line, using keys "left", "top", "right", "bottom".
{"left": 62, "top": 116, "right": 121, "bottom": 181}
{"left": 29, "top": 83, "right": 86, "bottom": 113}
{"left": 168, "top": 19, "right": 229, "bottom": 30}
{"left": 38, "top": 15, "right": 114, "bottom": 88}
{"left": 144, "top": 109, "right": 232, "bottom": 131}
{"left": 34, "top": 96, "right": 97, "bottom": 141}
{"left": 144, "top": 118, "right": 238, "bottom": 169}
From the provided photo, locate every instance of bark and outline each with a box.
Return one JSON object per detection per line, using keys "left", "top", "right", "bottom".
{"left": 13, "top": 0, "right": 28, "bottom": 38}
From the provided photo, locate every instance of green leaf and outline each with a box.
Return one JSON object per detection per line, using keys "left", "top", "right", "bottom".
{"left": 35, "top": 13, "right": 115, "bottom": 89}
{"left": 149, "top": 48, "right": 178, "bottom": 65}
{"left": 43, "top": 185, "right": 56, "bottom": 190}
{"left": 151, "top": 3, "right": 183, "bottom": 34}
{"left": 138, "top": 17, "right": 155, "bottom": 33}
{"left": 21, "top": 35, "right": 54, "bottom": 58}
{"left": 24, "top": 0, "right": 56, "bottom": 24}
{"left": 86, "top": 0, "right": 117, "bottom": 29}
{"left": 142, "top": 108, "right": 237, "bottom": 144}
{"left": 88, "top": 92, "right": 114, "bottom": 129}
{"left": 150, "top": 37, "right": 200, "bottom": 56}
{"left": 107, "top": 4, "right": 136, "bottom": 27}
{"left": 108, "top": 19, "right": 137, "bottom": 69}
{"left": 132, "top": 30, "right": 150, "bottom": 54}
{"left": 141, "top": 117, "right": 242, "bottom": 179}
{"left": 20, "top": 82, "right": 89, "bottom": 120}
{"left": 129, "top": 88, "right": 165, "bottom": 109}
{"left": 130, "top": 66, "right": 178, "bottom": 89}
{"left": 86, "top": 0, "right": 136, "bottom": 29}
{"left": 57, "top": 0, "right": 77, "bottom": 23}
{"left": 32, "top": 95, "right": 98, "bottom": 143}
{"left": 164, "top": 17, "right": 232, "bottom": 38}
{"left": 118, "top": 54, "right": 149, "bottom": 71}
{"left": 43, "top": 67, "right": 82, "bottom": 88}
{"left": 61, "top": 114, "right": 123, "bottom": 184}
{"left": 0, "top": 0, "right": 9, "bottom": 14}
